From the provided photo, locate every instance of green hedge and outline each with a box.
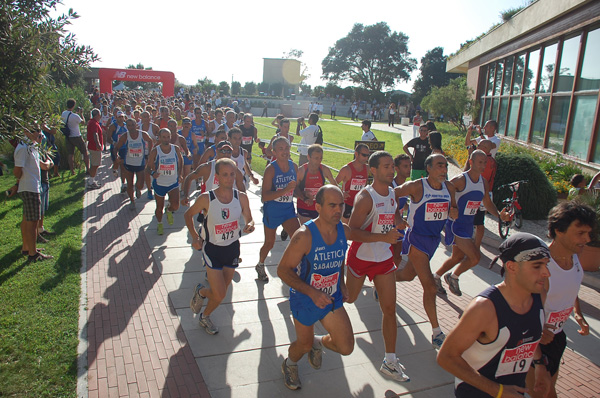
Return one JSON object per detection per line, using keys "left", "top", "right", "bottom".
{"left": 493, "top": 152, "right": 557, "bottom": 220}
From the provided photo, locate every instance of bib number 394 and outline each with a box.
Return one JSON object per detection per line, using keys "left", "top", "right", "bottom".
{"left": 425, "top": 202, "right": 449, "bottom": 221}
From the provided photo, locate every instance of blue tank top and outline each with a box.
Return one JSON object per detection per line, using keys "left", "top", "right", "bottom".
{"left": 456, "top": 285, "right": 544, "bottom": 397}
{"left": 290, "top": 220, "right": 347, "bottom": 305}
{"left": 269, "top": 159, "right": 296, "bottom": 209}
{"left": 191, "top": 119, "right": 206, "bottom": 138}
{"left": 455, "top": 171, "right": 484, "bottom": 225}
{"left": 111, "top": 121, "right": 127, "bottom": 143}
{"left": 406, "top": 179, "right": 451, "bottom": 237}
{"left": 181, "top": 129, "right": 195, "bottom": 156}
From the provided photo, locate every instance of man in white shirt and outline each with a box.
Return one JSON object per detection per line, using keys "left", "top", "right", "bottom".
{"left": 466, "top": 120, "right": 501, "bottom": 158}
{"left": 361, "top": 120, "right": 377, "bottom": 141}
{"left": 61, "top": 98, "right": 90, "bottom": 175}
{"left": 296, "top": 113, "right": 320, "bottom": 166}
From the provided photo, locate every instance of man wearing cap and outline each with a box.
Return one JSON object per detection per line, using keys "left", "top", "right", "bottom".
{"left": 437, "top": 232, "right": 552, "bottom": 398}
{"left": 526, "top": 202, "right": 593, "bottom": 398}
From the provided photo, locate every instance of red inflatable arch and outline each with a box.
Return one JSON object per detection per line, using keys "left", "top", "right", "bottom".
{"left": 98, "top": 68, "right": 175, "bottom": 97}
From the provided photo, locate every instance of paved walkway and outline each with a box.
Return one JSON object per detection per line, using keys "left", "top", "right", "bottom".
{"left": 81, "top": 138, "right": 600, "bottom": 397}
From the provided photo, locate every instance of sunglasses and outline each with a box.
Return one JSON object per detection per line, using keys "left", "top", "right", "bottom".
{"left": 219, "top": 149, "right": 232, "bottom": 154}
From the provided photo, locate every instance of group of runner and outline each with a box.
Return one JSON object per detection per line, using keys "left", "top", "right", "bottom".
{"left": 94, "top": 98, "right": 592, "bottom": 396}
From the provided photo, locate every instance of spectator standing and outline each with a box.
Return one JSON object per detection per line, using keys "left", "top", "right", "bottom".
{"left": 388, "top": 103, "right": 396, "bottom": 127}
{"left": 403, "top": 125, "right": 432, "bottom": 180}
{"left": 87, "top": 108, "right": 104, "bottom": 189}
{"left": 14, "top": 128, "right": 54, "bottom": 261}
{"left": 61, "top": 99, "right": 90, "bottom": 175}
{"left": 412, "top": 110, "right": 422, "bottom": 138}
{"left": 466, "top": 120, "right": 500, "bottom": 158}
{"left": 296, "top": 113, "right": 320, "bottom": 166}
{"left": 361, "top": 120, "right": 377, "bottom": 141}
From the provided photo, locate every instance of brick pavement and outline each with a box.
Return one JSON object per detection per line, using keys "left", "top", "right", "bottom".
{"left": 80, "top": 151, "right": 600, "bottom": 397}
{"left": 82, "top": 155, "right": 209, "bottom": 398}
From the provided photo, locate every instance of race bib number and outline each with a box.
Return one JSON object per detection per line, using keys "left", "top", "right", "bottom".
{"left": 304, "top": 187, "right": 319, "bottom": 198}
{"left": 159, "top": 164, "right": 175, "bottom": 176}
{"left": 374, "top": 213, "right": 395, "bottom": 234}
{"left": 547, "top": 307, "right": 573, "bottom": 330}
{"left": 276, "top": 188, "right": 292, "bottom": 203}
{"left": 495, "top": 341, "right": 538, "bottom": 378}
{"left": 464, "top": 200, "right": 482, "bottom": 216}
{"left": 128, "top": 147, "right": 142, "bottom": 158}
{"left": 425, "top": 202, "right": 449, "bottom": 221}
{"left": 310, "top": 272, "right": 339, "bottom": 295}
{"left": 350, "top": 178, "right": 366, "bottom": 191}
{"left": 215, "top": 220, "right": 239, "bottom": 242}
{"left": 242, "top": 136, "right": 253, "bottom": 145}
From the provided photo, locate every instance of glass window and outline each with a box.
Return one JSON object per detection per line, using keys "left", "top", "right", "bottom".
{"left": 567, "top": 95, "right": 598, "bottom": 159}
{"left": 556, "top": 35, "right": 581, "bottom": 92}
{"left": 490, "top": 98, "right": 498, "bottom": 121}
{"left": 503, "top": 56, "right": 514, "bottom": 95}
{"left": 593, "top": 122, "right": 600, "bottom": 163}
{"left": 506, "top": 98, "right": 520, "bottom": 138}
{"left": 486, "top": 64, "right": 496, "bottom": 96}
{"left": 524, "top": 49, "right": 540, "bottom": 94}
{"left": 532, "top": 96, "right": 550, "bottom": 146}
{"left": 518, "top": 97, "right": 534, "bottom": 141}
{"left": 498, "top": 98, "right": 508, "bottom": 135}
{"left": 481, "top": 98, "right": 491, "bottom": 124}
{"left": 547, "top": 97, "right": 571, "bottom": 152}
{"left": 578, "top": 27, "right": 600, "bottom": 91}
{"left": 538, "top": 43, "right": 558, "bottom": 93}
{"left": 513, "top": 54, "right": 526, "bottom": 95}
{"left": 494, "top": 61, "right": 504, "bottom": 96}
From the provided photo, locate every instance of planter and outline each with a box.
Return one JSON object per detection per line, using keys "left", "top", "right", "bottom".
{"left": 578, "top": 244, "right": 600, "bottom": 272}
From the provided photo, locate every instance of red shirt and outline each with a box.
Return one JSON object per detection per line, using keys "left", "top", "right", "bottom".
{"left": 343, "top": 162, "right": 368, "bottom": 206}
{"left": 297, "top": 164, "right": 325, "bottom": 211}
{"left": 87, "top": 118, "right": 103, "bottom": 151}
{"left": 482, "top": 154, "right": 497, "bottom": 189}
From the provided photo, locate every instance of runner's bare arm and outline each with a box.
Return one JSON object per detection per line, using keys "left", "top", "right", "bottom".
{"left": 114, "top": 133, "right": 127, "bottom": 152}
{"left": 199, "top": 147, "right": 215, "bottom": 164}
{"left": 437, "top": 298, "right": 529, "bottom": 398}
{"left": 146, "top": 148, "right": 158, "bottom": 176}
{"left": 482, "top": 178, "right": 506, "bottom": 219}
{"left": 445, "top": 182, "right": 459, "bottom": 220}
{"left": 323, "top": 166, "right": 337, "bottom": 185}
{"left": 175, "top": 146, "right": 184, "bottom": 182}
{"left": 238, "top": 192, "right": 255, "bottom": 234}
{"left": 234, "top": 168, "right": 246, "bottom": 193}
{"left": 178, "top": 136, "right": 189, "bottom": 157}
{"left": 184, "top": 193, "right": 209, "bottom": 250}
{"left": 182, "top": 163, "right": 209, "bottom": 204}
{"left": 294, "top": 166, "right": 307, "bottom": 200}
{"left": 277, "top": 227, "right": 334, "bottom": 309}
{"left": 142, "top": 132, "right": 153, "bottom": 152}
{"left": 574, "top": 297, "right": 590, "bottom": 336}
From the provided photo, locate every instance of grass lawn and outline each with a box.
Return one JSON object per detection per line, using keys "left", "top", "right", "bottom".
{"left": 0, "top": 162, "right": 83, "bottom": 397}
{"left": 250, "top": 117, "right": 405, "bottom": 176}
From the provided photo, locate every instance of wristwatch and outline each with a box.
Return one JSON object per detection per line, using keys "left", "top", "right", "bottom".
{"left": 532, "top": 354, "right": 549, "bottom": 368}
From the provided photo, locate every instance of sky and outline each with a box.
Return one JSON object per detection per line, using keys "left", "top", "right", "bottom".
{"left": 54, "top": 0, "right": 530, "bottom": 93}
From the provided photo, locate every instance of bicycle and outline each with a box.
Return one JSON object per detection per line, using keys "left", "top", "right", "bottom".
{"left": 497, "top": 180, "right": 528, "bottom": 239}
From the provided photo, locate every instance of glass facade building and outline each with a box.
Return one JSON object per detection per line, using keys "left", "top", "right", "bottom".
{"left": 447, "top": 0, "right": 600, "bottom": 166}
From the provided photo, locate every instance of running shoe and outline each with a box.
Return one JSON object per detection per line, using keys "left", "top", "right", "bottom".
{"left": 157, "top": 223, "right": 163, "bottom": 235}
{"left": 308, "top": 344, "right": 323, "bottom": 370}
{"left": 147, "top": 190, "right": 153, "bottom": 200}
{"left": 190, "top": 283, "right": 205, "bottom": 314}
{"left": 444, "top": 273, "right": 462, "bottom": 296}
{"left": 379, "top": 358, "right": 410, "bottom": 382}
{"left": 255, "top": 263, "right": 269, "bottom": 281}
{"left": 28, "top": 251, "right": 54, "bottom": 262}
{"left": 166, "top": 210, "right": 174, "bottom": 225}
{"left": 39, "top": 230, "right": 56, "bottom": 237}
{"left": 432, "top": 331, "right": 446, "bottom": 349}
{"left": 434, "top": 276, "right": 447, "bottom": 295}
{"left": 281, "top": 359, "right": 301, "bottom": 390}
{"left": 281, "top": 229, "right": 288, "bottom": 241}
{"left": 198, "top": 313, "right": 218, "bottom": 335}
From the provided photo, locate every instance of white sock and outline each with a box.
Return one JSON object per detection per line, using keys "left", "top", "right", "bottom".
{"left": 432, "top": 327, "right": 442, "bottom": 336}
{"left": 450, "top": 273, "right": 459, "bottom": 279}
{"left": 385, "top": 353, "right": 397, "bottom": 363}
{"left": 313, "top": 335, "right": 323, "bottom": 348}
{"left": 286, "top": 358, "right": 297, "bottom": 366}
{"left": 157, "top": 221, "right": 162, "bottom": 225}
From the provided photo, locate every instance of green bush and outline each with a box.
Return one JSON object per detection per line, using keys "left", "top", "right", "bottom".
{"left": 494, "top": 152, "right": 557, "bottom": 220}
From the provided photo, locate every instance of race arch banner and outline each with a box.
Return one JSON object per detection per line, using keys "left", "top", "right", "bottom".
{"left": 98, "top": 68, "right": 175, "bottom": 97}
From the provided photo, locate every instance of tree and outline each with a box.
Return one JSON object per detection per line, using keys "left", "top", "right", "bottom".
{"left": 257, "top": 82, "right": 269, "bottom": 95}
{"left": 412, "top": 47, "right": 460, "bottom": 107}
{"left": 321, "top": 22, "right": 416, "bottom": 95}
{"left": 231, "top": 81, "right": 241, "bottom": 95}
{"left": 218, "top": 81, "right": 230, "bottom": 95}
{"left": 0, "top": 1, "right": 97, "bottom": 139}
{"left": 420, "top": 77, "right": 479, "bottom": 132}
{"left": 244, "top": 81, "right": 257, "bottom": 95}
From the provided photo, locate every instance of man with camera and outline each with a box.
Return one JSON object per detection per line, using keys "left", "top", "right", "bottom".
{"left": 465, "top": 120, "right": 500, "bottom": 158}
{"left": 61, "top": 99, "right": 90, "bottom": 175}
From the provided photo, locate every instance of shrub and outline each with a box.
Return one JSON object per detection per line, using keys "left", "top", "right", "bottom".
{"left": 494, "top": 152, "right": 557, "bottom": 220}
{"left": 443, "top": 134, "right": 469, "bottom": 169}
